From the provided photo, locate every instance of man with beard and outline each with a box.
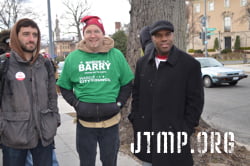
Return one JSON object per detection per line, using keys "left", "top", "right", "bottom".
{"left": 0, "top": 18, "right": 60, "bottom": 166}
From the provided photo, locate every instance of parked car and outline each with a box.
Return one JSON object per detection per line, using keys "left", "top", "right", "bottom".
{"left": 195, "top": 57, "right": 248, "bottom": 88}
{"left": 57, "top": 61, "right": 64, "bottom": 78}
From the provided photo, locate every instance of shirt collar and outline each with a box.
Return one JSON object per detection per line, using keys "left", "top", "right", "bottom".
{"left": 147, "top": 45, "right": 179, "bottom": 66}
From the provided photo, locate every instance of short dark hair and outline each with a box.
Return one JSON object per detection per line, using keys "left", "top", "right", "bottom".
{"left": 16, "top": 19, "right": 40, "bottom": 35}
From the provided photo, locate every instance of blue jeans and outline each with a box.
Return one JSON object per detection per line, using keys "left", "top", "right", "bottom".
{"left": 2, "top": 140, "right": 53, "bottom": 166}
{"left": 76, "top": 122, "right": 120, "bottom": 166}
{"left": 25, "top": 149, "right": 59, "bottom": 166}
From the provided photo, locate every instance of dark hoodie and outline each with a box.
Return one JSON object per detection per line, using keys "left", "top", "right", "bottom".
{"left": 0, "top": 30, "right": 10, "bottom": 54}
{"left": 139, "top": 25, "right": 154, "bottom": 55}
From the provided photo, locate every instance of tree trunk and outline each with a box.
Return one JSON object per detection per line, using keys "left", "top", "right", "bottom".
{"left": 120, "top": 0, "right": 187, "bottom": 151}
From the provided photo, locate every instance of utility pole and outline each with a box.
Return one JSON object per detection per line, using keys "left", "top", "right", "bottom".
{"left": 218, "top": 31, "right": 221, "bottom": 54}
{"left": 47, "top": 0, "right": 55, "bottom": 59}
{"left": 204, "top": 0, "right": 208, "bottom": 57}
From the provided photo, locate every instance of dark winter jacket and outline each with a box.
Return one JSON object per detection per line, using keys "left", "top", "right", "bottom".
{"left": 0, "top": 51, "right": 60, "bottom": 149}
{"left": 129, "top": 45, "right": 204, "bottom": 165}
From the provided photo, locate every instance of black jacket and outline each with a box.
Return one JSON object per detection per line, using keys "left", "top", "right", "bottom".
{"left": 60, "top": 81, "right": 132, "bottom": 122}
{"left": 129, "top": 45, "right": 204, "bottom": 165}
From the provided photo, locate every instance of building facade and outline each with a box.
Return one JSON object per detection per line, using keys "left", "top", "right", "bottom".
{"left": 186, "top": 0, "right": 250, "bottom": 52}
{"left": 53, "top": 16, "right": 76, "bottom": 58}
{"left": 48, "top": 18, "right": 126, "bottom": 58}
{"left": 54, "top": 39, "right": 76, "bottom": 57}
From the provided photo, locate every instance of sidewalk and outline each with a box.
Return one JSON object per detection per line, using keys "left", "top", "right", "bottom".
{"left": 224, "top": 63, "right": 250, "bottom": 73}
{"left": 55, "top": 96, "right": 141, "bottom": 166}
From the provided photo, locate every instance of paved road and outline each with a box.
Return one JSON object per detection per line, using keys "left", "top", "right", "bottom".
{"left": 201, "top": 76, "right": 250, "bottom": 146}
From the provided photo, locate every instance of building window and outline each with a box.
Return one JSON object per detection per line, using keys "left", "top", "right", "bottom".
{"left": 241, "top": 0, "right": 247, "bottom": 6}
{"left": 224, "top": 17, "right": 231, "bottom": 32}
{"left": 208, "top": 1, "right": 214, "bottom": 11}
{"left": 224, "top": 0, "right": 230, "bottom": 8}
{"left": 194, "top": 3, "right": 200, "bottom": 13}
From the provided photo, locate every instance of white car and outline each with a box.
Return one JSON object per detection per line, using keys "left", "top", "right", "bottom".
{"left": 57, "top": 61, "right": 65, "bottom": 78}
{"left": 196, "top": 57, "right": 248, "bottom": 88}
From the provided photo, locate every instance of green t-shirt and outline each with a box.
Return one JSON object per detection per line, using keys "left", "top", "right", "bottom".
{"left": 57, "top": 48, "right": 134, "bottom": 103}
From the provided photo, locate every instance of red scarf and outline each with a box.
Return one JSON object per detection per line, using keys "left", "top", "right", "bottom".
{"left": 156, "top": 54, "right": 168, "bottom": 60}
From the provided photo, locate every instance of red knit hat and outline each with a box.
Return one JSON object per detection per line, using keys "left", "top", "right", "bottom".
{"left": 81, "top": 16, "right": 105, "bottom": 35}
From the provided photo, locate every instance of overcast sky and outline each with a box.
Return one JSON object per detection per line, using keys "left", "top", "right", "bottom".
{"left": 87, "top": 0, "right": 131, "bottom": 34}
{"left": 27, "top": 0, "right": 131, "bottom": 37}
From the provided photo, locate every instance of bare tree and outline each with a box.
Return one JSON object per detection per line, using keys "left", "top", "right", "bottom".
{"left": 120, "top": 0, "right": 187, "bottom": 151}
{"left": 186, "top": 0, "right": 201, "bottom": 50}
{"left": 123, "top": 3, "right": 250, "bottom": 166}
{"left": 0, "top": 0, "right": 35, "bottom": 30}
{"left": 61, "top": 0, "right": 90, "bottom": 41}
{"left": 126, "top": 0, "right": 186, "bottom": 71}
